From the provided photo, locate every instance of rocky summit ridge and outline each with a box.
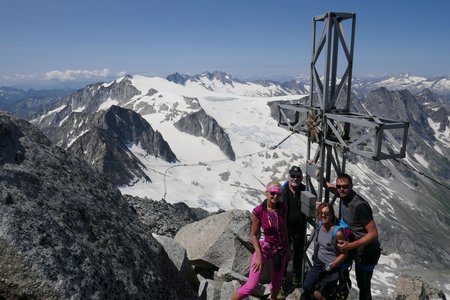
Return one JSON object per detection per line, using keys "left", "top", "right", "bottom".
{"left": 0, "top": 111, "right": 197, "bottom": 299}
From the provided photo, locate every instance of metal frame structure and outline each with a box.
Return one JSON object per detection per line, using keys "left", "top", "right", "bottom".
{"left": 278, "top": 12, "right": 409, "bottom": 283}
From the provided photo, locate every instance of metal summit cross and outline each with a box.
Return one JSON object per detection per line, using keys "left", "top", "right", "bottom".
{"left": 277, "top": 12, "right": 409, "bottom": 280}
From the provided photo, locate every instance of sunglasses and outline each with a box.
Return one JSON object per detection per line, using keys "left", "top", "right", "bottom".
{"left": 290, "top": 175, "right": 302, "bottom": 179}
{"left": 321, "top": 211, "right": 331, "bottom": 216}
{"left": 336, "top": 184, "right": 350, "bottom": 190}
{"left": 268, "top": 192, "right": 281, "bottom": 197}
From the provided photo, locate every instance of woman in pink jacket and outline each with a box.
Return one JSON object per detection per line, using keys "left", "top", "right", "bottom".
{"left": 232, "top": 181, "right": 290, "bottom": 300}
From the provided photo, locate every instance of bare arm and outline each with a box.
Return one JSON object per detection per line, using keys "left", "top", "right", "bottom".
{"left": 338, "top": 220, "right": 378, "bottom": 252}
{"left": 323, "top": 180, "right": 337, "bottom": 194}
{"left": 331, "top": 229, "right": 348, "bottom": 268}
{"left": 351, "top": 219, "right": 378, "bottom": 249}
{"left": 250, "top": 214, "right": 263, "bottom": 272}
{"left": 306, "top": 160, "right": 337, "bottom": 194}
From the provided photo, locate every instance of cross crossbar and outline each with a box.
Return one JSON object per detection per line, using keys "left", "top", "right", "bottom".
{"left": 325, "top": 112, "right": 409, "bottom": 160}
{"left": 278, "top": 103, "right": 409, "bottom": 160}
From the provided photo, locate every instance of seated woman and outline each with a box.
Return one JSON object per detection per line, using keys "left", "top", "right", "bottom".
{"left": 231, "top": 181, "right": 290, "bottom": 300}
{"left": 301, "top": 203, "right": 348, "bottom": 300}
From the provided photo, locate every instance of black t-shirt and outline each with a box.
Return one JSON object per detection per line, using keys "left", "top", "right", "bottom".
{"left": 284, "top": 184, "right": 306, "bottom": 233}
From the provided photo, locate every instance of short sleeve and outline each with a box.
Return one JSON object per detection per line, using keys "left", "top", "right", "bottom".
{"left": 252, "top": 204, "right": 262, "bottom": 221}
{"left": 355, "top": 202, "right": 373, "bottom": 226}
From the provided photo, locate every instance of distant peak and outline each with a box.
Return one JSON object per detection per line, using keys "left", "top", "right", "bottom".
{"left": 166, "top": 72, "right": 188, "bottom": 85}
{"left": 192, "top": 71, "right": 238, "bottom": 85}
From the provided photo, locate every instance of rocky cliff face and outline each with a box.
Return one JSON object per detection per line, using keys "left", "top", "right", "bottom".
{"left": 0, "top": 111, "right": 197, "bottom": 299}
{"left": 68, "top": 127, "right": 151, "bottom": 186}
{"left": 101, "top": 105, "right": 177, "bottom": 162}
{"left": 174, "top": 108, "right": 236, "bottom": 160}
{"left": 51, "top": 105, "right": 177, "bottom": 186}
{"left": 362, "top": 88, "right": 450, "bottom": 178}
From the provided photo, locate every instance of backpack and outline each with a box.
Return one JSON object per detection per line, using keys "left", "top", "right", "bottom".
{"left": 332, "top": 219, "right": 355, "bottom": 244}
{"left": 332, "top": 219, "right": 356, "bottom": 262}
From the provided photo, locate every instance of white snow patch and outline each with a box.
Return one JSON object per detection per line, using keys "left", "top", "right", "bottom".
{"left": 434, "top": 144, "right": 444, "bottom": 155}
{"left": 73, "top": 105, "right": 86, "bottom": 112}
{"left": 413, "top": 153, "right": 429, "bottom": 168}
{"left": 102, "top": 80, "right": 115, "bottom": 88}
{"left": 67, "top": 129, "right": 89, "bottom": 148}
{"left": 370, "top": 253, "right": 400, "bottom": 297}
{"left": 128, "top": 142, "right": 148, "bottom": 157}
{"left": 98, "top": 98, "right": 118, "bottom": 111}
{"left": 32, "top": 104, "right": 67, "bottom": 123}
{"left": 59, "top": 115, "right": 69, "bottom": 126}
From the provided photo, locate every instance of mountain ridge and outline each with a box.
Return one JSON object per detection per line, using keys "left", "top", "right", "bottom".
{"left": 2, "top": 72, "right": 450, "bottom": 117}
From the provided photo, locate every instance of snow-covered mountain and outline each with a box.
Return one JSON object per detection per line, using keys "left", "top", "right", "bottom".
{"left": 31, "top": 73, "right": 307, "bottom": 211}
{"left": 167, "top": 71, "right": 310, "bottom": 96}
{"left": 29, "top": 71, "right": 450, "bottom": 297}
{"left": 352, "top": 73, "right": 450, "bottom": 99}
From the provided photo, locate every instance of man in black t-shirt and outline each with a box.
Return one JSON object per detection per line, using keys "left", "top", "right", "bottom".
{"left": 282, "top": 166, "right": 306, "bottom": 287}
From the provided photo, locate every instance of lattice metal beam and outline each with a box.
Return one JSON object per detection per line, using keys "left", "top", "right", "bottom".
{"left": 324, "top": 113, "right": 409, "bottom": 160}
{"left": 278, "top": 105, "right": 409, "bottom": 161}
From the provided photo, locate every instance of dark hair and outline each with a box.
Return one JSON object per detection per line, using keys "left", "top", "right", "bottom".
{"left": 316, "top": 202, "right": 337, "bottom": 224}
{"left": 336, "top": 173, "right": 353, "bottom": 185}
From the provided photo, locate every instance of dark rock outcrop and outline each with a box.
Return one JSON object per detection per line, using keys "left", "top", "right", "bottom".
{"left": 166, "top": 72, "right": 188, "bottom": 85}
{"left": 174, "top": 108, "right": 236, "bottom": 160}
{"left": 68, "top": 127, "right": 151, "bottom": 186}
{"left": 154, "top": 235, "right": 200, "bottom": 291}
{"left": 101, "top": 105, "right": 177, "bottom": 162}
{"left": 124, "top": 195, "right": 212, "bottom": 238}
{"left": 0, "top": 111, "right": 197, "bottom": 299}
{"left": 430, "top": 107, "right": 449, "bottom": 132}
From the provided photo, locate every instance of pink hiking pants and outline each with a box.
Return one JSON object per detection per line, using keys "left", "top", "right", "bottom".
{"left": 236, "top": 248, "right": 287, "bottom": 298}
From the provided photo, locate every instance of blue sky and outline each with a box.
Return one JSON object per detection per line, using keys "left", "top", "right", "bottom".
{"left": 1, "top": 0, "right": 449, "bottom": 88}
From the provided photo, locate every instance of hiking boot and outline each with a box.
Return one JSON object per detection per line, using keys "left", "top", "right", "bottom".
{"left": 277, "top": 287, "right": 286, "bottom": 299}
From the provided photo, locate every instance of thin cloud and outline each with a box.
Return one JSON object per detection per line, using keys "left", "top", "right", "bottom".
{"left": 44, "top": 69, "right": 112, "bottom": 81}
{"left": 0, "top": 69, "right": 127, "bottom": 88}
{"left": 1, "top": 73, "right": 37, "bottom": 81}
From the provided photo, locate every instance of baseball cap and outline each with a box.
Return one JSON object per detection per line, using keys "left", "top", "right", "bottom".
{"left": 289, "top": 166, "right": 303, "bottom": 176}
